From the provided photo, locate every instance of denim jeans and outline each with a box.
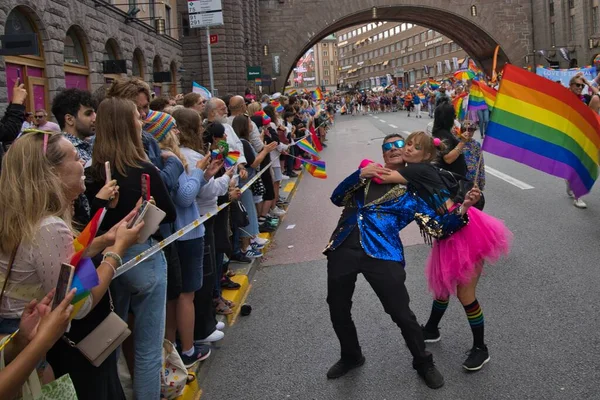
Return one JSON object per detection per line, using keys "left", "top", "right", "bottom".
{"left": 477, "top": 108, "right": 490, "bottom": 137}
{"left": 233, "top": 184, "right": 259, "bottom": 255}
{"left": 0, "top": 317, "right": 20, "bottom": 334}
{"left": 112, "top": 240, "right": 167, "bottom": 400}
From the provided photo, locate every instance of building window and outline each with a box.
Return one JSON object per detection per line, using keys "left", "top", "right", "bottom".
{"left": 324, "top": 69, "right": 330, "bottom": 76}
{"left": 378, "top": 33, "right": 383, "bottom": 40}
{"left": 549, "top": 0, "right": 554, "bottom": 16}
{"left": 594, "top": 7, "right": 599, "bottom": 33}
{"left": 568, "top": 0, "right": 574, "bottom": 9}
{"left": 401, "top": 23, "right": 406, "bottom": 31}
{"left": 384, "top": 31, "right": 389, "bottom": 38}
{"left": 323, "top": 60, "right": 328, "bottom": 66}
{"left": 443, "top": 44, "right": 449, "bottom": 54}
{"left": 149, "top": 0, "right": 155, "bottom": 20}
{"left": 165, "top": 5, "right": 171, "bottom": 35}
{"left": 451, "top": 42, "right": 458, "bottom": 52}
{"left": 421, "top": 50, "right": 426, "bottom": 60}
{"left": 385, "top": 46, "right": 389, "bottom": 54}
{"left": 409, "top": 54, "right": 414, "bottom": 63}
{"left": 415, "top": 52, "right": 420, "bottom": 62}
{"left": 64, "top": 28, "right": 86, "bottom": 65}
{"left": 428, "top": 48, "right": 434, "bottom": 58}
{"left": 421, "top": 32, "right": 426, "bottom": 41}
{"left": 325, "top": 79, "right": 329, "bottom": 85}
{"left": 435, "top": 46, "right": 441, "bottom": 56}
{"left": 408, "top": 37, "right": 413, "bottom": 46}
{"left": 322, "top": 43, "right": 327, "bottom": 47}
{"left": 395, "top": 26, "right": 400, "bottom": 34}
{"left": 427, "top": 29, "right": 434, "bottom": 39}
{"left": 570, "top": 15, "right": 575, "bottom": 41}
{"left": 323, "top": 50, "right": 328, "bottom": 56}
{"left": 414, "top": 35, "right": 420, "bottom": 44}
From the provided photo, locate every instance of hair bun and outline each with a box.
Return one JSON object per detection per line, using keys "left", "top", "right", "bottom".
{"left": 433, "top": 138, "right": 442, "bottom": 147}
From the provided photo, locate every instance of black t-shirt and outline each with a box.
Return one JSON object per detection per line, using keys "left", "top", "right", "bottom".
{"left": 432, "top": 128, "right": 468, "bottom": 178}
{"left": 240, "top": 139, "right": 256, "bottom": 168}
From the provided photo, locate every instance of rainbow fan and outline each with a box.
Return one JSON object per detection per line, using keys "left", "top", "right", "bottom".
{"left": 224, "top": 151, "right": 241, "bottom": 167}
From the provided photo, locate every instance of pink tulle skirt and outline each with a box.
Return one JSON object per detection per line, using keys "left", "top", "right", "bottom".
{"left": 425, "top": 207, "right": 513, "bottom": 299}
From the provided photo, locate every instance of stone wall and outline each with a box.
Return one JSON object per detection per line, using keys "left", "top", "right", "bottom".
{"left": 0, "top": 0, "right": 182, "bottom": 113}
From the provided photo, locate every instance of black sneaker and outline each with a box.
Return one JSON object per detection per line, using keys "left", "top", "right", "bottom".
{"left": 221, "top": 276, "right": 241, "bottom": 290}
{"left": 287, "top": 171, "right": 298, "bottom": 178}
{"left": 417, "top": 363, "right": 445, "bottom": 389}
{"left": 462, "top": 345, "right": 490, "bottom": 371}
{"left": 422, "top": 325, "right": 441, "bottom": 343}
{"left": 230, "top": 253, "right": 251, "bottom": 263}
{"left": 180, "top": 344, "right": 211, "bottom": 368}
{"left": 326, "top": 356, "right": 366, "bottom": 379}
{"left": 259, "top": 223, "right": 276, "bottom": 233}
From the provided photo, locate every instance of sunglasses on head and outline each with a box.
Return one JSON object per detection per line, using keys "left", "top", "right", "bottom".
{"left": 382, "top": 139, "right": 405, "bottom": 152}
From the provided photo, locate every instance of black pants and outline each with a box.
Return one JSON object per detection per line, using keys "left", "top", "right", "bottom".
{"left": 194, "top": 218, "right": 217, "bottom": 340}
{"left": 326, "top": 240, "right": 432, "bottom": 370}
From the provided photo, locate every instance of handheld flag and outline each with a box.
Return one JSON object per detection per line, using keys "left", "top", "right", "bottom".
{"left": 192, "top": 82, "right": 212, "bottom": 99}
{"left": 309, "top": 126, "right": 323, "bottom": 152}
{"left": 270, "top": 101, "right": 284, "bottom": 113}
{"left": 312, "top": 87, "right": 324, "bottom": 101}
{"left": 483, "top": 64, "right": 600, "bottom": 198}
{"left": 428, "top": 79, "right": 440, "bottom": 90}
{"left": 467, "top": 81, "right": 488, "bottom": 111}
{"left": 302, "top": 159, "right": 327, "bottom": 179}
{"left": 224, "top": 151, "right": 241, "bottom": 168}
{"left": 295, "top": 137, "right": 320, "bottom": 158}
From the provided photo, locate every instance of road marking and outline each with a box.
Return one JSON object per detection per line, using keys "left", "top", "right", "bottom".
{"left": 283, "top": 182, "right": 295, "bottom": 192}
{"left": 485, "top": 166, "right": 534, "bottom": 190}
{"left": 402, "top": 130, "right": 412, "bottom": 136}
{"left": 379, "top": 119, "right": 386, "bottom": 123}
{"left": 389, "top": 124, "right": 398, "bottom": 128}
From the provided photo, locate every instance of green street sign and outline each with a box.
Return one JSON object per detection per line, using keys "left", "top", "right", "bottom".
{"left": 247, "top": 66, "right": 261, "bottom": 81}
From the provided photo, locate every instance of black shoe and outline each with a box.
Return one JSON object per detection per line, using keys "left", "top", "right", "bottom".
{"left": 221, "top": 276, "right": 241, "bottom": 289}
{"left": 417, "top": 363, "right": 445, "bottom": 389}
{"left": 326, "top": 356, "right": 365, "bottom": 379}
{"left": 230, "top": 253, "right": 251, "bottom": 263}
{"left": 259, "top": 223, "right": 276, "bottom": 233}
{"left": 287, "top": 171, "right": 298, "bottom": 178}
{"left": 462, "top": 345, "right": 490, "bottom": 371}
{"left": 422, "top": 325, "right": 441, "bottom": 343}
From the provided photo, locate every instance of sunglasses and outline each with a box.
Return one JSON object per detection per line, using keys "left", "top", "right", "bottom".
{"left": 574, "top": 83, "right": 585, "bottom": 88}
{"left": 382, "top": 139, "right": 405, "bottom": 152}
{"left": 35, "top": 115, "right": 44, "bottom": 119}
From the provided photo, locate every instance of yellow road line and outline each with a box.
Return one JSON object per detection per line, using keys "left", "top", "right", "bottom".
{"left": 283, "top": 182, "right": 295, "bottom": 192}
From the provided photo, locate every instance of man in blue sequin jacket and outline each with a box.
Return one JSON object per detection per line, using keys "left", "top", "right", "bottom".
{"left": 323, "top": 133, "right": 477, "bottom": 389}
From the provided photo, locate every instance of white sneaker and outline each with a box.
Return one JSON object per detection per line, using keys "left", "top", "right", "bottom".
{"left": 197, "top": 329, "right": 225, "bottom": 343}
{"left": 252, "top": 236, "right": 270, "bottom": 246}
{"left": 281, "top": 174, "right": 290, "bottom": 180}
{"left": 271, "top": 206, "right": 287, "bottom": 217}
{"left": 216, "top": 321, "right": 225, "bottom": 331}
{"left": 573, "top": 198, "right": 587, "bottom": 209}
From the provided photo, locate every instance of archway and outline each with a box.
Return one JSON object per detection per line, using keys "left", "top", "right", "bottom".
{"left": 152, "top": 55, "right": 163, "bottom": 96}
{"left": 132, "top": 48, "right": 145, "bottom": 80}
{"left": 103, "top": 38, "right": 123, "bottom": 84}
{"left": 259, "top": 3, "right": 532, "bottom": 91}
{"left": 169, "top": 60, "right": 178, "bottom": 97}
{"left": 3, "top": 6, "right": 48, "bottom": 112}
{"left": 64, "top": 26, "right": 90, "bottom": 90}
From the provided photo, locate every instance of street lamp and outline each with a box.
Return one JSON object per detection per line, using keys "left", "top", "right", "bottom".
{"left": 155, "top": 18, "right": 165, "bottom": 35}
{"left": 263, "top": 45, "right": 269, "bottom": 56}
{"left": 372, "top": 7, "right": 377, "bottom": 19}
{"left": 470, "top": 5, "right": 478, "bottom": 17}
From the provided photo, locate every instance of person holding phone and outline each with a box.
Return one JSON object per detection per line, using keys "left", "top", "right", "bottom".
{"left": 86, "top": 98, "right": 176, "bottom": 400}
{"left": 0, "top": 77, "right": 28, "bottom": 170}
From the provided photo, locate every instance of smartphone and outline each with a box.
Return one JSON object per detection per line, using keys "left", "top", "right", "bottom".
{"left": 105, "top": 161, "right": 111, "bottom": 185}
{"left": 15, "top": 69, "right": 21, "bottom": 85}
{"left": 53, "top": 263, "right": 75, "bottom": 310}
{"left": 141, "top": 173, "right": 150, "bottom": 202}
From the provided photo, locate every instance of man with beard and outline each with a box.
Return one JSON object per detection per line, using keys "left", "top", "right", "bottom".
{"left": 323, "top": 133, "right": 477, "bottom": 389}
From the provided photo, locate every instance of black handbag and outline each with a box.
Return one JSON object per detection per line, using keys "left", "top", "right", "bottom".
{"left": 230, "top": 200, "right": 250, "bottom": 227}
{"left": 250, "top": 169, "right": 266, "bottom": 196}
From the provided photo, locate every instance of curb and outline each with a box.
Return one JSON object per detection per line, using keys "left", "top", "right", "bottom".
{"left": 191, "top": 170, "right": 305, "bottom": 398}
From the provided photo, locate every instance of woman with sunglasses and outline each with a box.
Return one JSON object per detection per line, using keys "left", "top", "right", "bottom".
{"left": 459, "top": 121, "right": 485, "bottom": 191}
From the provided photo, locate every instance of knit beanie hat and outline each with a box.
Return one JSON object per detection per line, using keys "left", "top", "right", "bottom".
{"left": 144, "top": 110, "right": 176, "bottom": 142}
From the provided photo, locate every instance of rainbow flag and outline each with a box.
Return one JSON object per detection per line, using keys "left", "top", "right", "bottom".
{"left": 479, "top": 82, "right": 498, "bottom": 111}
{"left": 418, "top": 93, "right": 426, "bottom": 101}
{"left": 483, "top": 65, "right": 600, "bottom": 198}
{"left": 453, "top": 93, "right": 468, "bottom": 121}
{"left": 224, "top": 151, "right": 240, "bottom": 168}
{"left": 254, "top": 110, "right": 271, "bottom": 126}
{"left": 302, "top": 159, "right": 327, "bottom": 179}
{"left": 69, "top": 208, "right": 106, "bottom": 317}
{"left": 467, "top": 81, "right": 488, "bottom": 111}
{"left": 295, "top": 137, "right": 320, "bottom": 158}
{"left": 270, "top": 101, "right": 284, "bottom": 113}
{"left": 428, "top": 79, "right": 440, "bottom": 90}
{"left": 312, "top": 87, "right": 324, "bottom": 101}
{"left": 288, "top": 89, "right": 298, "bottom": 96}
{"left": 309, "top": 126, "right": 323, "bottom": 152}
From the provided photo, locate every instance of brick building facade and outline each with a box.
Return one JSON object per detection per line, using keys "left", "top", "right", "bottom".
{"left": 0, "top": 0, "right": 182, "bottom": 115}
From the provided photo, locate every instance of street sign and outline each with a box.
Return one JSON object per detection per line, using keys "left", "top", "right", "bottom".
{"left": 188, "top": 0, "right": 223, "bottom": 28}
{"left": 247, "top": 66, "right": 261, "bottom": 81}
{"left": 210, "top": 34, "right": 218, "bottom": 44}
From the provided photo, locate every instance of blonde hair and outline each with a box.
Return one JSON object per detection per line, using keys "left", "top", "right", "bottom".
{"left": 106, "top": 77, "right": 151, "bottom": 103}
{"left": 172, "top": 108, "right": 204, "bottom": 154}
{"left": 91, "top": 98, "right": 147, "bottom": 180}
{"left": 406, "top": 131, "right": 445, "bottom": 162}
{"left": 247, "top": 102, "right": 261, "bottom": 115}
{"left": 0, "top": 131, "right": 72, "bottom": 252}
{"left": 158, "top": 131, "right": 189, "bottom": 171}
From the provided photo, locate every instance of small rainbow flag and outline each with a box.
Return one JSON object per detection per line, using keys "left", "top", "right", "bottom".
{"left": 224, "top": 151, "right": 240, "bottom": 168}
{"left": 254, "top": 110, "right": 271, "bottom": 126}
{"left": 295, "top": 137, "right": 319, "bottom": 158}
{"left": 418, "top": 93, "right": 426, "bottom": 100}
{"left": 302, "top": 159, "right": 327, "bottom": 179}
{"left": 309, "top": 126, "right": 323, "bottom": 152}
{"left": 69, "top": 208, "right": 106, "bottom": 317}
{"left": 428, "top": 79, "right": 440, "bottom": 90}
{"left": 467, "top": 81, "right": 488, "bottom": 111}
{"left": 270, "top": 101, "right": 284, "bottom": 113}
{"left": 483, "top": 64, "right": 600, "bottom": 198}
{"left": 453, "top": 92, "right": 468, "bottom": 121}
{"left": 288, "top": 89, "right": 298, "bottom": 96}
{"left": 312, "top": 87, "right": 324, "bottom": 101}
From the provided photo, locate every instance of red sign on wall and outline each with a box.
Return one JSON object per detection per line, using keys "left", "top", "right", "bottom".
{"left": 210, "top": 34, "right": 218, "bottom": 45}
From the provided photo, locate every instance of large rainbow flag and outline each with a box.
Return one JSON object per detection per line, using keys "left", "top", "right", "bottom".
{"left": 467, "top": 81, "right": 488, "bottom": 111}
{"left": 483, "top": 64, "right": 600, "bottom": 198}
{"left": 428, "top": 79, "right": 440, "bottom": 90}
{"left": 478, "top": 81, "right": 498, "bottom": 111}
{"left": 312, "top": 87, "right": 324, "bottom": 101}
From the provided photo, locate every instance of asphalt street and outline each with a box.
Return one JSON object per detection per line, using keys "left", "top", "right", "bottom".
{"left": 201, "top": 111, "right": 600, "bottom": 400}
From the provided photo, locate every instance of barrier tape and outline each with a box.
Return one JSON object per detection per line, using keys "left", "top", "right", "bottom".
{"left": 113, "top": 161, "right": 273, "bottom": 278}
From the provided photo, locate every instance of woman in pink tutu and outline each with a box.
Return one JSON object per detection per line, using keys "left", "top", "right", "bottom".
{"left": 380, "top": 131, "right": 512, "bottom": 372}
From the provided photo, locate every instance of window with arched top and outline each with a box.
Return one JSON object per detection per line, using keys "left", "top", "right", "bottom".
{"left": 170, "top": 61, "right": 177, "bottom": 96}
{"left": 4, "top": 7, "right": 48, "bottom": 112}
{"left": 104, "top": 40, "right": 119, "bottom": 61}
{"left": 153, "top": 55, "right": 163, "bottom": 96}
{"left": 132, "top": 48, "right": 145, "bottom": 79}
{"left": 64, "top": 26, "right": 89, "bottom": 89}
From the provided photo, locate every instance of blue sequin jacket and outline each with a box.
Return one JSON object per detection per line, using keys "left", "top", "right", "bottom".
{"left": 323, "top": 170, "right": 468, "bottom": 263}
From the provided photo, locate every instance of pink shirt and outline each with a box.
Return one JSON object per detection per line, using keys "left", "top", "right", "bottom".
{"left": 36, "top": 121, "right": 61, "bottom": 132}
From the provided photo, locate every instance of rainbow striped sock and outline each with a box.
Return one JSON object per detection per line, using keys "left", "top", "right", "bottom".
{"left": 464, "top": 299, "right": 485, "bottom": 347}
{"left": 425, "top": 299, "right": 449, "bottom": 331}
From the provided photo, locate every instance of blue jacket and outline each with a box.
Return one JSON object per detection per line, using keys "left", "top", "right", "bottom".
{"left": 142, "top": 131, "right": 184, "bottom": 193}
{"left": 324, "top": 170, "right": 467, "bottom": 263}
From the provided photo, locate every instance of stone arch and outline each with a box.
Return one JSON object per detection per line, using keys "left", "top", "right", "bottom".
{"left": 132, "top": 48, "right": 145, "bottom": 80}
{"left": 169, "top": 60, "right": 178, "bottom": 96}
{"left": 152, "top": 55, "right": 163, "bottom": 96}
{"left": 104, "top": 38, "right": 122, "bottom": 61}
{"left": 64, "top": 25, "right": 91, "bottom": 89}
{"left": 259, "top": 2, "right": 532, "bottom": 91}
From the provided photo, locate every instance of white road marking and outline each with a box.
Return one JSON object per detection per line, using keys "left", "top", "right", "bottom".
{"left": 485, "top": 166, "right": 535, "bottom": 190}
{"left": 402, "top": 130, "right": 412, "bottom": 136}
{"left": 389, "top": 124, "right": 398, "bottom": 128}
{"left": 379, "top": 119, "right": 386, "bottom": 123}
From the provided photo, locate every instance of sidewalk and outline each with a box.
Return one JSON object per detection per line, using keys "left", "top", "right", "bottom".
{"left": 118, "top": 171, "right": 305, "bottom": 400}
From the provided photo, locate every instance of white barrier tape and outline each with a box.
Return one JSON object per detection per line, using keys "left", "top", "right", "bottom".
{"left": 113, "top": 161, "right": 273, "bottom": 278}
